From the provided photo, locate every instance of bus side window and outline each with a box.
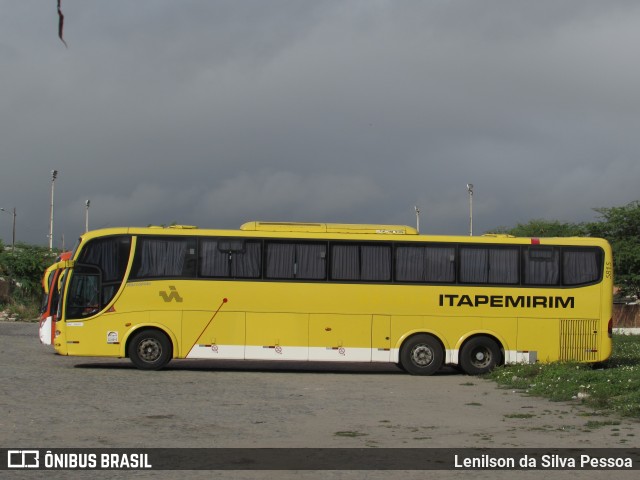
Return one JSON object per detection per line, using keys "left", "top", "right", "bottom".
{"left": 199, "top": 238, "right": 261, "bottom": 278}
{"left": 523, "top": 247, "right": 560, "bottom": 285}
{"left": 563, "top": 248, "right": 601, "bottom": 285}
{"left": 459, "top": 247, "right": 519, "bottom": 285}
{"left": 132, "top": 237, "right": 196, "bottom": 279}
{"left": 330, "top": 244, "right": 391, "bottom": 282}
{"left": 200, "top": 239, "right": 231, "bottom": 276}
{"left": 361, "top": 245, "right": 391, "bottom": 281}
{"left": 79, "top": 236, "right": 131, "bottom": 283}
{"left": 395, "top": 245, "right": 455, "bottom": 283}
{"left": 265, "top": 242, "right": 326, "bottom": 280}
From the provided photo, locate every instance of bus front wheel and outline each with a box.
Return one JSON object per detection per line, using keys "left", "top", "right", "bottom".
{"left": 459, "top": 337, "right": 501, "bottom": 375}
{"left": 128, "top": 329, "right": 172, "bottom": 370}
{"left": 399, "top": 334, "right": 444, "bottom": 376}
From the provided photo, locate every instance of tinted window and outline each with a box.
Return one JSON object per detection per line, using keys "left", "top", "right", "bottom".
{"left": 523, "top": 247, "right": 560, "bottom": 285}
{"left": 200, "top": 238, "right": 261, "bottom": 278}
{"left": 459, "top": 247, "right": 519, "bottom": 284}
{"left": 331, "top": 244, "right": 391, "bottom": 282}
{"left": 132, "top": 237, "right": 196, "bottom": 279}
{"left": 265, "top": 242, "right": 326, "bottom": 280}
{"left": 563, "top": 248, "right": 601, "bottom": 285}
{"left": 395, "top": 245, "right": 455, "bottom": 283}
{"left": 79, "top": 236, "right": 131, "bottom": 283}
{"left": 78, "top": 236, "right": 131, "bottom": 306}
{"left": 66, "top": 265, "right": 101, "bottom": 319}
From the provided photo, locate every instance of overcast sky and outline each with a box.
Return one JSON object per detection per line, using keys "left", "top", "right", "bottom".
{"left": 1, "top": 0, "right": 639, "bottom": 248}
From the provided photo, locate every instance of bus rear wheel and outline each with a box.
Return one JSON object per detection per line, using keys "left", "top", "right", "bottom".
{"left": 399, "top": 334, "right": 444, "bottom": 376}
{"left": 459, "top": 337, "right": 501, "bottom": 375}
{"left": 128, "top": 329, "right": 172, "bottom": 370}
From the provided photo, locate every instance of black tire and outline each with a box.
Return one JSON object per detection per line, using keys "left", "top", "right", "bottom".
{"left": 399, "top": 334, "right": 444, "bottom": 376}
{"left": 459, "top": 336, "right": 501, "bottom": 375}
{"left": 128, "top": 329, "right": 172, "bottom": 370}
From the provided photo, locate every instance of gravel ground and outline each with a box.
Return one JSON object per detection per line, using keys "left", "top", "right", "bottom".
{"left": 1, "top": 321, "right": 638, "bottom": 479}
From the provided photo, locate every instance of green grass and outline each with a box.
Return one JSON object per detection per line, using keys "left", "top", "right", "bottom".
{"left": 334, "top": 431, "right": 368, "bottom": 438}
{"left": 503, "top": 413, "right": 536, "bottom": 419}
{"left": 486, "top": 334, "right": 640, "bottom": 418}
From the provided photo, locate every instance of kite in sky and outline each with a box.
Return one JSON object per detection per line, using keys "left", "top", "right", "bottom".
{"left": 57, "top": 0, "right": 67, "bottom": 47}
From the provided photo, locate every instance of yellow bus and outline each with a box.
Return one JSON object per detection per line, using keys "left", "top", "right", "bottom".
{"left": 50, "top": 221, "right": 613, "bottom": 375}
{"left": 39, "top": 251, "right": 72, "bottom": 345}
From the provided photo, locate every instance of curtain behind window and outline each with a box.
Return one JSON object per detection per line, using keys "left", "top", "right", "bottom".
{"left": 460, "top": 248, "right": 488, "bottom": 283}
{"left": 395, "top": 246, "right": 425, "bottom": 281}
{"left": 231, "top": 242, "right": 261, "bottom": 278}
{"left": 488, "top": 248, "right": 519, "bottom": 284}
{"left": 136, "top": 238, "right": 187, "bottom": 278}
{"left": 523, "top": 247, "right": 560, "bottom": 285}
{"left": 331, "top": 244, "right": 390, "bottom": 281}
{"left": 424, "top": 247, "right": 455, "bottom": 282}
{"left": 200, "top": 240, "right": 230, "bottom": 277}
{"left": 460, "top": 247, "right": 519, "bottom": 284}
{"left": 266, "top": 243, "right": 296, "bottom": 278}
{"left": 331, "top": 245, "right": 360, "bottom": 280}
{"left": 361, "top": 245, "right": 391, "bottom": 281}
{"left": 296, "top": 244, "right": 326, "bottom": 279}
{"left": 564, "top": 250, "right": 599, "bottom": 285}
{"left": 200, "top": 239, "right": 261, "bottom": 278}
{"left": 265, "top": 243, "right": 326, "bottom": 279}
{"left": 81, "top": 238, "right": 120, "bottom": 281}
{"left": 395, "top": 245, "right": 455, "bottom": 282}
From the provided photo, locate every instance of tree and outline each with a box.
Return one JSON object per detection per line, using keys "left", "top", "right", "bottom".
{"left": 489, "top": 201, "right": 640, "bottom": 298}
{"left": 488, "top": 219, "right": 587, "bottom": 237}
{"left": 0, "top": 243, "right": 57, "bottom": 303}
{"left": 587, "top": 201, "right": 640, "bottom": 298}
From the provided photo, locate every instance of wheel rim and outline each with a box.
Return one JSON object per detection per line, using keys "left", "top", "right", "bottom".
{"left": 410, "top": 344, "right": 434, "bottom": 367}
{"left": 137, "top": 338, "right": 162, "bottom": 363}
{"left": 470, "top": 346, "right": 492, "bottom": 369}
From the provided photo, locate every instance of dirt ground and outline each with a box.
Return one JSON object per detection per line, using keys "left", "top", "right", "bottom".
{"left": 1, "top": 321, "right": 638, "bottom": 479}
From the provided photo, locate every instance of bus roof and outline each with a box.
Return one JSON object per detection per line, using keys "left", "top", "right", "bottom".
{"left": 75, "top": 223, "right": 610, "bottom": 249}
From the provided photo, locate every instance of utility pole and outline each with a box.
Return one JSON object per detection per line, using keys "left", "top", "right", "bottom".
{"left": 85, "top": 199, "right": 90, "bottom": 232}
{"left": 0, "top": 207, "right": 16, "bottom": 252}
{"left": 49, "top": 170, "right": 58, "bottom": 250}
{"left": 466, "top": 183, "right": 474, "bottom": 236}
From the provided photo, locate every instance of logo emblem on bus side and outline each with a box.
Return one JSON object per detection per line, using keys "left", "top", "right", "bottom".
{"left": 159, "top": 286, "right": 184, "bottom": 303}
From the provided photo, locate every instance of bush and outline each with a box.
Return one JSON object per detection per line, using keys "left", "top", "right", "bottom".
{"left": 0, "top": 243, "right": 59, "bottom": 319}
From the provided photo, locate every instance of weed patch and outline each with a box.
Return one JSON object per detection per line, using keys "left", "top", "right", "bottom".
{"left": 487, "top": 335, "right": 640, "bottom": 418}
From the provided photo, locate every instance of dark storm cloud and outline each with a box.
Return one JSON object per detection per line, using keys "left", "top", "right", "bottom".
{"left": 1, "top": 0, "right": 640, "bottom": 247}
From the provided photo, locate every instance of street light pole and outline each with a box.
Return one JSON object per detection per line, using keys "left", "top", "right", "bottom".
{"left": 85, "top": 199, "right": 90, "bottom": 233}
{"left": 466, "top": 183, "right": 474, "bottom": 236}
{"left": 49, "top": 170, "right": 58, "bottom": 251}
{"left": 0, "top": 207, "right": 16, "bottom": 252}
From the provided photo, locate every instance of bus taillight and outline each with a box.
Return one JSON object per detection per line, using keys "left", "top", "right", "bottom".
{"left": 608, "top": 318, "right": 613, "bottom": 338}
